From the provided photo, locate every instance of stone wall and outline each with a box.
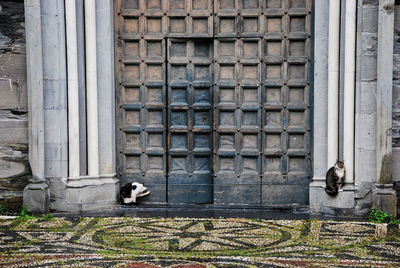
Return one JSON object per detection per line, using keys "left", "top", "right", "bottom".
{"left": 354, "top": 0, "right": 400, "bottom": 217}
{"left": 393, "top": 4, "right": 400, "bottom": 216}
{"left": 0, "top": 1, "right": 29, "bottom": 211}
{"left": 394, "top": 5, "right": 400, "bottom": 147}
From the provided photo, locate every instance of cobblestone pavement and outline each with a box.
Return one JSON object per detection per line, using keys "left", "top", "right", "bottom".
{"left": 0, "top": 217, "right": 399, "bottom": 267}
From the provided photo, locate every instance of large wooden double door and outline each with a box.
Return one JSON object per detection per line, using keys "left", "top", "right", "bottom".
{"left": 115, "top": 0, "right": 312, "bottom": 205}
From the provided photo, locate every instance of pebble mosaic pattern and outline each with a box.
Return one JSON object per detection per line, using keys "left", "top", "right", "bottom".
{"left": 0, "top": 217, "right": 399, "bottom": 267}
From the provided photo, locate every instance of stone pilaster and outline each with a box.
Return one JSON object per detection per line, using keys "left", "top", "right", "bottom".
{"left": 23, "top": 0, "right": 48, "bottom": 213}
{"left": 373, "top": 0, "right": 397, "bottom": 217}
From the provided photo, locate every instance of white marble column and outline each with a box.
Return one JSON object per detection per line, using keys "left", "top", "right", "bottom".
{"left": 66, "top": 0, "right": 80, "bottom": 178}
{"left": 343, "top": 0, "right": 357, "bottom": 183}
{"left": 309, "top": 0, "right": 329, "bottom": 212}
{"left": 85, "top": 0, "right": 99, "bottom": 177}
{"left": 97, "top": 0, "right": 116, "bottom": 177}
{"left": 327, "top": 0, "right": 341, "bottom": 167}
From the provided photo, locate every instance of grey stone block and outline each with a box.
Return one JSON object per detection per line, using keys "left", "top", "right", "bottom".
{"left": 357, "top": 113, "right": 377, "bottom": 150}
{"left": 362, "top": 6, "right": 378, "bottom": 33}
{"left": 0, "top": 158, "right": 26, "bottom": 178}
{"left": 310, "top": 184, "right": 355, "bottom": 213}
{"left": 0, "top": 48, "right": 27, "bottom": 111}
{"left": 394, "top": 111, "right": 400, "bottom": 126}
{"left": 395, "top": 6, "right": 400, "bottom": 32}
{"left": 393, "top": 148, "right": 400, "bottom": 182}
{"left": 362, "top": 33, "right": 377, "bottom": 52}
{"left": 43, "top": 79, "right": 68, "bottom": 109}
{"left": 362, "top": 0, "right": 378, "bottom": 5}
{"left": 65, "top": 181, "right": 118, "bottom": 212}
{"left": 0, "top": 79, "right": 20, "bottom": 109}
{"left": 393, "top": 114, "right": 400, "bottom": 147}
{"left": 44, "top": 143, "right": 64, "bottom": 161}
{"left": 44, "top": 110, "right": 68, "bottom": 144}
{"left": 355, "top": 181, "right": 374, "bottom": 199}
{"left": 0, "top": 52, "right": 26, "bottom": 83}
{"left": 51, "top": 201, "right": 81, "bottom": 213}
{"left": 394, "top": 32, "right": 400, "bottom": 54}
{"left": 355, "top": 147, "right": 377, "bottom": 183}
{"left": 373, "top": 184, "right": 397, "bottom": 217}
{"left": 361, "top": 54, "right": 377, "bottom": 81}
{"left": 393, "top": 83, "right": 400, "bottom": 109}
{"left": 393, "top": 54, "right": 400, "bottom": 80}
{"left": 66, "top": 187, "right": 82, "bottom": 204}
{"left": 0, "top": 111, "right": 28, "bottom": 143}
{"left": 45, "top": 160, "right": 68, "bottom": 178}
{"left": 81, "top": 200, "right": 116, "bottom": 212}
{"left": 81, "top": 184, "right": 118, "bottom": 203}
{"left": 396, "top": 182, "right": 400, "bottom": 217}
{"left": 23, "top": 182, "right": 49, "bottom": 213}
{"left": 0, "top": 143, "right": 29, "bottom": 185}
{"left": 354, "top": 195, "right": 373, "bottom": 216}
{"left": 49, "top": 177, "right": 66, "bottom": 200}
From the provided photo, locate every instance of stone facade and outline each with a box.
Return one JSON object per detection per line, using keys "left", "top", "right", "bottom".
{"left": 0, "top": 1, "right": 29, "bottom": 211}
{"left": 0, "top": 0, "right": 398, "bottom": 215}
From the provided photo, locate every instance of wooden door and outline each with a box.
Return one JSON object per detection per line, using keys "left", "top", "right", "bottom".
{"left": 115, "top": 0, "right": 312, "bottom": 205}
{"left": 213, "top": 0, "right": 312, "bottom": 205}
{"left": 167, "top": 39, "right": 214, "bottom": 203}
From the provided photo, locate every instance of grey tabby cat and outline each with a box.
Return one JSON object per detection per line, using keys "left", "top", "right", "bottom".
{"left": 325, "top": 160, "right": 345, "bottom": 196}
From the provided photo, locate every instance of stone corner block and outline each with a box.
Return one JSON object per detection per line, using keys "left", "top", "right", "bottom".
{"left": 372, "top": 184, "right": 397, "bottom": 217}
{"left": 309, "top": 182, "right": 355, "bottom": 214}
{"left": 65, "top": 179, "right": 119, "bottom": 213}
{"left": 23, "top": 182, "right": 49, "bottom": 213}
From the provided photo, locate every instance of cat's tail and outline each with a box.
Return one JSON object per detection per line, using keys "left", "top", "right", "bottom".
{"left": 325, "top": 187, "right": 338, "bottom": 196}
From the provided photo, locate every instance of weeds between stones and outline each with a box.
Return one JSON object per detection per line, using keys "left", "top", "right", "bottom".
{"left": 368, "top": 208, "right": 399, "bottom": 225}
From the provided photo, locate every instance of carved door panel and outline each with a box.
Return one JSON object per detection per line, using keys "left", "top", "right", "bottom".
{"left": 115, "top": 0, "right": 168, "bottom": 203}
{"left": 260, "top": 0, "right": 312, "bottom": 204}
{"left": 214, "top": 38, "right": 263, "bottom": 204}
{"left": 167, "top": 39, "right": 214, "bottom": 203}
{"left": 213, "top": 0, "right": 312, "bottom": 205}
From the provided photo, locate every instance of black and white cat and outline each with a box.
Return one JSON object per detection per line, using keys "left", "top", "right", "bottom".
{"left": 325, "top": 160, "right": 345, "bottom": 196}
{"left": 120, "top": 182, "right": 150, "bottom": 204}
